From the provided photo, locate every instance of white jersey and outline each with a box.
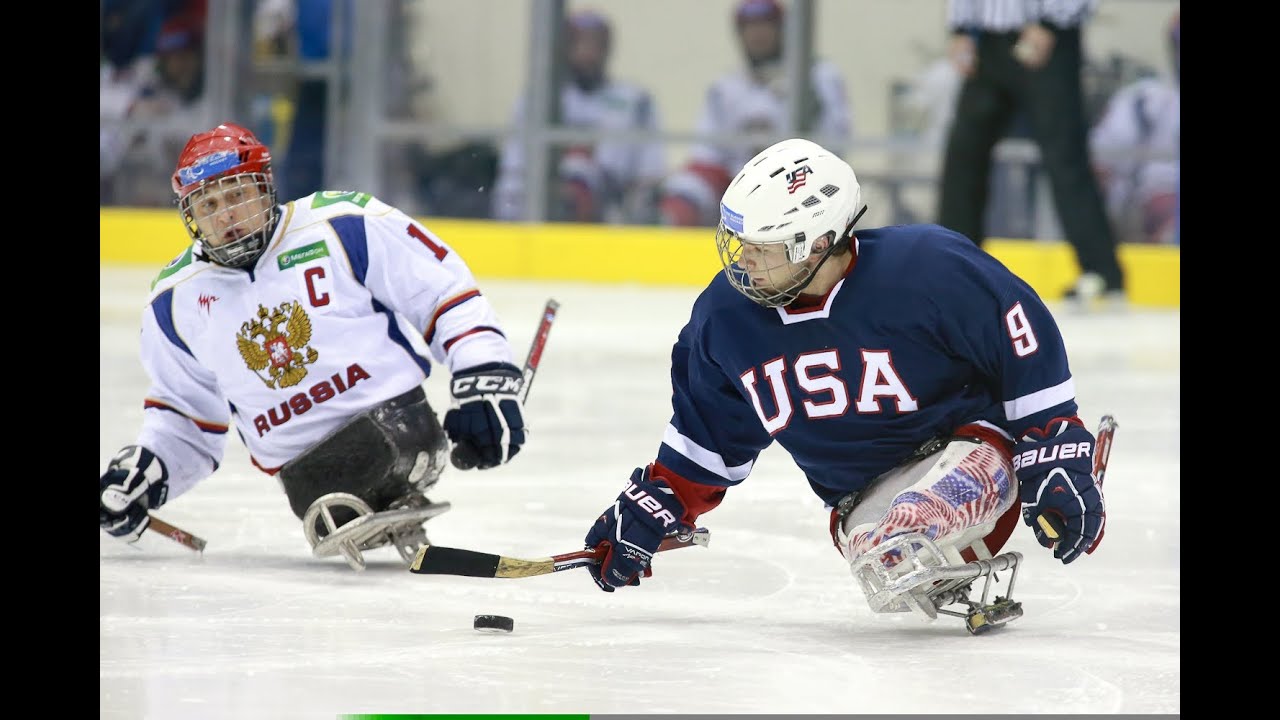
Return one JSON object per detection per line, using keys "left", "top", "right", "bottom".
{"left": 687, "top": 59, "right": 852, "bottom": 175}
{"left": 137, "top": 191, "right": 516, "bottom": 499}
{"left": 661, "top": 60, "right": 852, "bottom": 222}
{"left": 491, "top": 79, "right": 666, "bottom": 221}
{"left": 1089, "top": 77, "right": 1180, "bottom": 213}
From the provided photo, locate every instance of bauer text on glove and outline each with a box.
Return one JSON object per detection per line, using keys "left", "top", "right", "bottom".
{"left": 583, "top": 465, "right": 689, "bottom": 592}
{"left": 1014, "top": 418, "right": 1105, "bottom": 564}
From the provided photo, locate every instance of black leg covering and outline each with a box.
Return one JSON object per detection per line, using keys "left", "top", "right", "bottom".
{"left": 278, "top": 386, "right": 447, "bottom": 520}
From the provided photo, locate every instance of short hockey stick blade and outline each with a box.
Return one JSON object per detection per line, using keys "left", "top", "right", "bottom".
{"left": 146, "top": 514, "right": 208, "bottom": 553}
{"left": 409, "top": 527, "right": 710, "bottom": 579}
{"left": 1038, "top": 414, "right": 1117, "bottom": 542}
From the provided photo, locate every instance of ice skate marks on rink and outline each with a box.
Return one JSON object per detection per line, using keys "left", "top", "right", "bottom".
{"left": 100, "top": 268, "right": 1179, "bottom": 717}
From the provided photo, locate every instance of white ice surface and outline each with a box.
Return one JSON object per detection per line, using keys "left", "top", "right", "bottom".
{"left": 100, "top": 268, "right": 1179, "bottom": 718}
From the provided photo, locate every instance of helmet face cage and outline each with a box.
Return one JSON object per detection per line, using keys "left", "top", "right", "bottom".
{"left": 178, "top": 172, "right": 279, "bottom": 268}
{"left": 172, "top": 124, "right": 279, "bottom": 268}
{"left": 718, "top": 224, "right": 837, "bottom": 308}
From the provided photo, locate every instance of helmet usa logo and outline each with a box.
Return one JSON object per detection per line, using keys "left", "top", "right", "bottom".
{"left": 786, "top": 165, "right": 813, "bottom": 194}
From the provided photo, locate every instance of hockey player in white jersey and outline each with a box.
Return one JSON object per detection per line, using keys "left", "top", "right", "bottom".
{"left": 490, "top": 10, "right": 667, "bottom": 224}
{"left": 99, "top": 122, "right": 529, "bottom": 570}
{"left": 658, "top": 0, "right": 852, "bottom": 226}
{"left": 1088, "top": 10, "right": 1180, "bottom": 245}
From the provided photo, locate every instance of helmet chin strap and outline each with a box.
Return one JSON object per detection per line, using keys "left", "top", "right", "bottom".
{"left": 772, "top": 206, "right": 867, "bottom": 306}
{"left": 774, "top": 246, "right": 837, "bottom": 304}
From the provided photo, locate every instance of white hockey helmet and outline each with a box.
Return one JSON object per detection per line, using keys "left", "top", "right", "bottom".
{"left": 715, "top": 138, "right": 866, "bottom": 306}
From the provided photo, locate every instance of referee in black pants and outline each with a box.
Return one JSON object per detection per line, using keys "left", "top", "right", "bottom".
{"left": 938, "top": 0, "right": 1125, "bottom": 304}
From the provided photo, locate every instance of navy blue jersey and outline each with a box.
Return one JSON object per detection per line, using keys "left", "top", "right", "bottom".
{"left": 655, "top": 223, "right": 1079, "bottom": 508}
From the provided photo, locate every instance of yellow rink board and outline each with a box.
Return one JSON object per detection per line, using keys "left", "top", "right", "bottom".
{"left": 100, "top": 209, "right": 1179, "bottom": 307}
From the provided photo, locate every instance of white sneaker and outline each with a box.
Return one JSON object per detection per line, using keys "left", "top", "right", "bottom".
{"left": 1063, "top": 273, "right": 1127, "bottom": 313}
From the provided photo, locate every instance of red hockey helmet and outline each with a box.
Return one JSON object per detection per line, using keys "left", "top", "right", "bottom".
{"left": 172, "top": 122, "right": 273, "bottom": 198}
{"left": 172, "top": 122, "right": 280, "bottom": 268}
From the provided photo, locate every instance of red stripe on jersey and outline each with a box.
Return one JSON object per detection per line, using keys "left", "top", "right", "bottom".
{"left": 143, "top": 399, "right": 229, "bottom": 433}
{"left": 443, "top": 326, "right": 503, "bottom": 352}
{"left": 423, "top": 289, "right": 481, "bottom": 345}
{"left": 251, "top": 455, "right": 282, "bottom": 475}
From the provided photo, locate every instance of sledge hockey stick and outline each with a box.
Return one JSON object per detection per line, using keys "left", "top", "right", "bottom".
{"left": 1037, "top": 414, "right": 1117, "bottom": 542}
{"left": 409, "top": 527, "right": 710, "bottom": 579}
{"left": 146, "top": 514, "right": 207, "bottom": 553}
{"left": 450, "top": 298, "right": 560, "bottom": 470}
{"left": 519, "top": 298, "right": 559, "bottom": 405}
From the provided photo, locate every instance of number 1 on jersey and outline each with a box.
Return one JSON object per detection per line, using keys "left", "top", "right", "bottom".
{"left": 407, "top": 223, "right": 449, "bottom": 261}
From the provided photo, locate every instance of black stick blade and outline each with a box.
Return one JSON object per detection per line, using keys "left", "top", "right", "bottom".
{"left": 409, "top": 545, "right": 502, "bottom": 577}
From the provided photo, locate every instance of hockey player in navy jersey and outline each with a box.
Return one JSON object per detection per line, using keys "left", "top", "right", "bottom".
{"left": 99, "top": 122, "right": 529, "bottom": 570}
{"left": 583, "top": 138, "right": 1106, "bottom": 628}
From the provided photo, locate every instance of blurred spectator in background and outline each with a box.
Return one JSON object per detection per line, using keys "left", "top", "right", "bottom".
{"left": 659, "top": 0, "right": 852, "bottom": 227}
{"left": 1088, "top": 10, "right": 1179, "bottom": 245}
{"left": 409, "top": 142, "right": 500, "bottom": 220}
{"left": 132, "top": 2, "right": 207, "bottom": 119}
{"left": 101, "top": 0, "right": 209, "bottom": 206}
{"left": 938, "top": 0, "right": 1126, "bottom": 307}
{"left": 884, "top": 53, "right": 963, "bottom": 225}
{"left": 101, "top": 0, "right": 162, "bottom": 122}
{"left": 491, "top": 10, "right": 666, "bottom": 224}
{"left": 102, "top": 0, "right": 160, "bottom": 204}
{"left": 253, "top": 0, "right": 352, "bottom": 200}
{"left": 899, "top": 56, "right": 963, "bottom": 158}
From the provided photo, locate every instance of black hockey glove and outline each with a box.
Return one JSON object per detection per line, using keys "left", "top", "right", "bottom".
{"left": 443, "top": 362, "right": 527, "bottom": 470}
{"left": 1014, "top": 418, "right": 1106, "bottom": 564}
{"left": 584, "top": 465, "right": 689, "bottom": 592}
{"left": 99, "top": 445, "right": 170, "bottom": 543}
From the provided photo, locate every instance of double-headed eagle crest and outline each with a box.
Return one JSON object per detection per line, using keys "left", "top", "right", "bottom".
{"left": 237, "top": 302, "right": 319, "bottom": 388}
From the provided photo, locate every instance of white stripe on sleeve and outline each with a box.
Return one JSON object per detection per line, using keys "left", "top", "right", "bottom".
{"left": 1003, "top": 377, "right": 1076, "bottom": 421}
{"left": 662, "top": 424, "right": 754, "bottom": 482}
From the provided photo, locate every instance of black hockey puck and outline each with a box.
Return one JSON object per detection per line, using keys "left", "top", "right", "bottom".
{"left": 473, "top": 614, "right": 515, "bottom": 634}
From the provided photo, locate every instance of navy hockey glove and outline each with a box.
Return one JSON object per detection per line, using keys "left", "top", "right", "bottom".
{"left": 584, "top": 466, "right": 689, "bottom": 592}
{"left": 1014, "top": 418, "right": 1106, "bottom": 564}
{"left": 443, "top": 362, "right": 527, "bottom": 470}
{"left": 99, "top": 445, "right": 170, "bottom": 543}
